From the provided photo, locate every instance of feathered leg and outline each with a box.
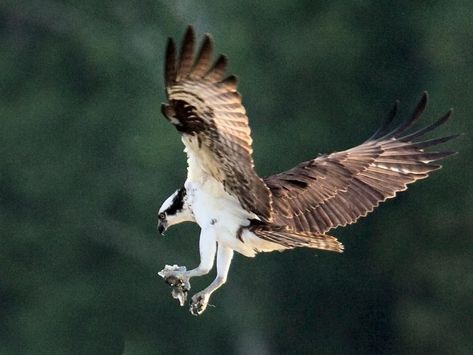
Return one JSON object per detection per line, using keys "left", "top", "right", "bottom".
{"left": 190, "top": 245, "right": 234, "bottom": 315}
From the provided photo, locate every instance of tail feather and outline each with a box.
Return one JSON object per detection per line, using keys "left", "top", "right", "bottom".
{"left": 249, "top": 224, "right": 344, "bottom": 253}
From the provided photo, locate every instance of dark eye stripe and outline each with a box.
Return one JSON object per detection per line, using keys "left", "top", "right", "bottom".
{"left": 165, "top": 187, "right": 186, "bottom": 215}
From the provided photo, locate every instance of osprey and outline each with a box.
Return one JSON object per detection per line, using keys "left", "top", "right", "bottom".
{"left": 157, "top": 26, "right": 457, "bottom": 315}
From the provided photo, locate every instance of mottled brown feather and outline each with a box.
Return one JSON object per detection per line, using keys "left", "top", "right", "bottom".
{"left": 190, "top": 34, "right": 213, "bottom": 79}
{"left": 265, "top": 93, "right": 457, "bottom": 235}
{"left": 162, "top": 26, "right": 272, "bottom": 220}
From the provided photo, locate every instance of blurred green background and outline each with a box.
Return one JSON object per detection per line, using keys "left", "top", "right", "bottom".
{"left": 1, "top": 1, "right": 472, "bottom": 354}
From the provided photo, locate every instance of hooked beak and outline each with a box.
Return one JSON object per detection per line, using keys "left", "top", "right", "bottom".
{"left": 158, "top": 220, "right": 167, "bottom": 235}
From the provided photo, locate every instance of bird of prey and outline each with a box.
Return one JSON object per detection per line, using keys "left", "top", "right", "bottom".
{"left": 157, "top": 26, "right": 457, "bottom": 315}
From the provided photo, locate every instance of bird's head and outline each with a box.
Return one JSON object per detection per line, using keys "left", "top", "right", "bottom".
{"left": 158, "top": 186, "right": 194, "bottom": 235}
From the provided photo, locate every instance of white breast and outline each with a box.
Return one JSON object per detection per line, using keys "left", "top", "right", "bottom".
{"left": 185, "top": 176, "right": 263, "bottom": 256}
{"left": 183, "top": 135, "right": 276, "bottom": 257}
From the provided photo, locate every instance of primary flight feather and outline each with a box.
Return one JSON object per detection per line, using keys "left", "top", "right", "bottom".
{"left": 157, "top": 26, "right": 457, "bottom": 315}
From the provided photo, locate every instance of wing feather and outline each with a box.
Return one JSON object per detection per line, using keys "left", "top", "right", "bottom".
{"left": 162, "top": 26, "right": 272, "bottom": 219}
{"left": 205, "top": 54, "right": 227, "bottom": 81}
{"left": 265, "top": 93, "right": 457, "bottom": 234}
{"left": 190, "top": 35, "right": 213, "bottom": 78}
{"left": 176, "top": 27, "right": 195, "bottom": 80}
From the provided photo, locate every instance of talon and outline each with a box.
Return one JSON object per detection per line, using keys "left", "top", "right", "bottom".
{"left": 158, "top": 265, "right": 191, "bottom": 306}
{"left": 190, "top": 293, "right": 210, "bottom": 316}
{"left": 165, "top": 275, "right": 191, "bottom": 306}
{"left": 165, "top": 275, "right": 189, "bottom": 290}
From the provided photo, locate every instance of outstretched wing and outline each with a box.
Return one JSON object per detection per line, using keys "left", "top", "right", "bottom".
{"left": 161, "top": 26, "right": 271, "bottom": 220}
{"left": 265, "top": 93, "right": 457, "bottom": 234}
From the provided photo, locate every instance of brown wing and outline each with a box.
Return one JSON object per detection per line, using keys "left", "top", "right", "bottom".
{"left": 161, "top": 26, "right": 271, "bottom": 220}
{"left": 265, "top": 92, "right": 458, "bottom": 234}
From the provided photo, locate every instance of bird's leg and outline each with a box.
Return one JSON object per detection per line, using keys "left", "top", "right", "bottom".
{"left": 190, "top": 245, "right": 234, "bottom": 316}
{"left": 182, "top": 227, "right": 218, "bottom": 281}
{"left": 159, "top": 228, "right": 217, "bottom": 306}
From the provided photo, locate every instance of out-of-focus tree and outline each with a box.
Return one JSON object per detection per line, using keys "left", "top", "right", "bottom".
{"left": 0, "top": 0, "right": 471, "bottom": 353}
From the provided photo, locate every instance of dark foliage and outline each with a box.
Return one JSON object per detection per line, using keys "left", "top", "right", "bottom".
{"left": 0, "top": 1, "right": 471, "bottom": 354}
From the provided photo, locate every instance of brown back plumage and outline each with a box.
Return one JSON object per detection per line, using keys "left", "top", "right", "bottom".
{"left": 265, "top": 92, "right": 457, "bottom": 235}
{"left": 162, "top": 26, "right": 272, "bottom": 220}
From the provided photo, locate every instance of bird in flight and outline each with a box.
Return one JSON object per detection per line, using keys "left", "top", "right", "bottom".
{"left": 157, "top": 26, "right": 457, "bottom": 315}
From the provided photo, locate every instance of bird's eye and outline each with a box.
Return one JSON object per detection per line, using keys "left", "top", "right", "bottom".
{"left": 159, "top": 213, "right": 165, "bottom": 220}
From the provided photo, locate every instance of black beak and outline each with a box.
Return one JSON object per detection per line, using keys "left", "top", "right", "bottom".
{"left": 158, "top": 221, "right": 166, "bottom": 235}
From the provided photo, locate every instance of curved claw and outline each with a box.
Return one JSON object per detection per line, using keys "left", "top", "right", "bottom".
{"left": 158, "top": 265, "right": 191, "bottom": 306}
{"left": 190, "top": 293, "right": 210, "bottom": 316}
{"left": 166, "top": 275, "right": 190, "bottom": 306}
{"left": 164, "top": 274, "right": 190, "bottom": 291}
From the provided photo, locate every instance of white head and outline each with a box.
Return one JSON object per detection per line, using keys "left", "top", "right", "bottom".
{"left": 158, "top": 186, "right": 194, "bottom": 234}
